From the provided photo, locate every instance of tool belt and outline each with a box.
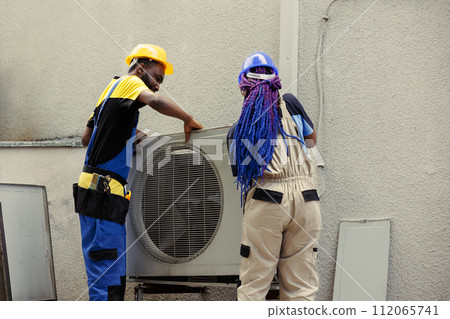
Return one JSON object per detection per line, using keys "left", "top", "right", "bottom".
{"left": 83, "top": 165, "right": 128, "bottom": 186}
{"left": 72, "top": 183, "right": 129, "bottom": 225}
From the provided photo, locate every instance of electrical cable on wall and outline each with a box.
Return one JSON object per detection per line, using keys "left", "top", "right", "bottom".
{"left": 312, "top": 0, "right": 341, "bottom": 197}
{"left": 316, "top": 0, "right": 340, "bottom": 136}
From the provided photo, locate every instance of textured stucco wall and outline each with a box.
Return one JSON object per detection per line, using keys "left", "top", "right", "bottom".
{"left": 299, "top": 0, "right": 449, "bottom": 301}
{"left": 0, "top": 0, "right": 280, "bottom": 141}
{"left": 0, "top": 0, "right": 449, "bottom": 301}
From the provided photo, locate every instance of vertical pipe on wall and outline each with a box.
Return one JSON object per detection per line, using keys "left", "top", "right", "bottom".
{"left": 279, "top": 0, "right": 299, "bottom": 96}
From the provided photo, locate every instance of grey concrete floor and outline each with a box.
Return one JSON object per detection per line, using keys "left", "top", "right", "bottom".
{"left": 124, "top": 282, "right": 237, "bottom": 301}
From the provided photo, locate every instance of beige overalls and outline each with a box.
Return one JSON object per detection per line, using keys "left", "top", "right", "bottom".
{"left": 237, "top": 99, "right": 322, "bottom": 301}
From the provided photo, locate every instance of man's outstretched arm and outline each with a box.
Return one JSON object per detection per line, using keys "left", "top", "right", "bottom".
{"left": 137, "top": 91, "right": 203, "bottom": 142}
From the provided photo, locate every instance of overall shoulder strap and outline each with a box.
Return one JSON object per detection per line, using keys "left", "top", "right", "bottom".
{"left": 94, "top": 77, "right": 124, "bottom": 126}
{"left": 85, "top": 77, "right": 125, "bottom": 165}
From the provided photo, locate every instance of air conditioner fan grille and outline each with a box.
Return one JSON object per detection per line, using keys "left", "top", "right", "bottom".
{"left": 129, "top": 142, "right": 223, "bottom": 264}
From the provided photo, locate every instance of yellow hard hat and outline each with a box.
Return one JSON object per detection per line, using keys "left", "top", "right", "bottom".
{"left": 125, "top": 44, "right": 173, "bottom": 75}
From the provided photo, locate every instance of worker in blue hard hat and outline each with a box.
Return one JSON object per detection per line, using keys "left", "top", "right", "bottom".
{"left": 228, "top": 51, "right": 321, "bottom": 301}
{"left": 73, "top": 44, "right": 203, "bottom": 301}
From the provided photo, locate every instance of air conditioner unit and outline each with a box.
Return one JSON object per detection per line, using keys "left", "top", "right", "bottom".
{"left": 126, "top": 126, "right": 243, "bottom": 282}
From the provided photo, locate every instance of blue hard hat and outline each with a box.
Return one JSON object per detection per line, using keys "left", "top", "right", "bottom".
{"left": 238, "top": 52, "right": 279, "bottom": 84}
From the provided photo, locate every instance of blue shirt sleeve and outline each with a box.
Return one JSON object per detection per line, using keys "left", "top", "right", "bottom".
{"left": 282, "top": 93, "right": 314, "bottom": 137}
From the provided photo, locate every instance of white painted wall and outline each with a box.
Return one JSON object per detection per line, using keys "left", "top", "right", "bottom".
{"left": 0, "top": 0, "right": 448, "bottom": 300}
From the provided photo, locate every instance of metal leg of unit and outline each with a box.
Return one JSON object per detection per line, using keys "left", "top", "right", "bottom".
{"left": 135, "top": 285, "right": 144, "bottom": 301}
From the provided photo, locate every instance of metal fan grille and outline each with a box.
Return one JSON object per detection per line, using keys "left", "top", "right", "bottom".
{"left": 130, "top": 142, "right": 223, "bottom": 264}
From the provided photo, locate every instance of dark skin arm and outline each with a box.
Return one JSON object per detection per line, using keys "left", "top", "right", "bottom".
{"left": 82, "top": 127, "right": 149, "bottom": 147}
{"left": 82, "top": 59, "right": 203, "bottom": 146}
{"left": 304, "top": 128, "right": 317, "bottom": 148}
{"left": 80, "top": 92, "right": 203, "bottom": 146}
{"left": 136, "top": 90, "right": 203, "bottom": 142}
{"left": 81, "top": 126, "right": 93, "bottom": 146}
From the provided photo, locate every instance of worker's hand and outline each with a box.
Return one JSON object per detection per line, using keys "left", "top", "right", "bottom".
{"left": 184, "top": 117, "right": 204, "bottom": 142}
{"left": 135, "top": 129, "right": 148, "bottom": 146}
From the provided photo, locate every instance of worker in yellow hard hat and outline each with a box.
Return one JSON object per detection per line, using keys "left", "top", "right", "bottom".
{"left": 73, "top": 44, "right": 203, "bottom": 301}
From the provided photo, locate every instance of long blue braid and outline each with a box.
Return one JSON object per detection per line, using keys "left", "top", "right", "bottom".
{"left": 231, "top": 66, "right": 282, "bottom": 203}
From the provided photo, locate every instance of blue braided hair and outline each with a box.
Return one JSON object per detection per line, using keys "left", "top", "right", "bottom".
{"left": 231, "top": 66, "right": 282, "bottom": 202}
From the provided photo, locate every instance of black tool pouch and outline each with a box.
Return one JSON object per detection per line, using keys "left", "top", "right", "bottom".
{"left": 72, "top": 183, "right": 129, "bottom": 225}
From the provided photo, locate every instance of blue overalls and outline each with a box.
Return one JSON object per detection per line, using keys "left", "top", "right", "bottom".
{"left": 73, "top": 77, "right": 134, "bottom": 300}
